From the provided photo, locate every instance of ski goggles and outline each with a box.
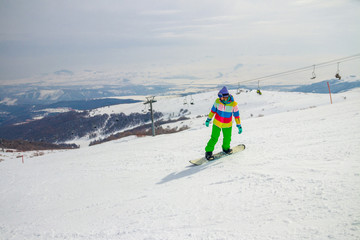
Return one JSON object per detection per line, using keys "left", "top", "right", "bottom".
{"left": 218, "top": 93, "right": 229, "bottom": 98}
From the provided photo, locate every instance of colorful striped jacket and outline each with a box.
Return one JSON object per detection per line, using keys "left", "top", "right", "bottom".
{"left": 208, "top": 95, "right": 241, "bottom": 128}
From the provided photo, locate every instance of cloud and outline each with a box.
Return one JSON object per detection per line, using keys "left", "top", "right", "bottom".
{"left": 216, "top": 72, "right": 224, "bottom": 79}
{"left": 161, "top": 75, "right": 202, "bottom": 80}
{"left": 54, "top": 70, "right": 74, "bottom": 76}
{"left": 234, "top": 64, "right": 244, "bottom": 71}
{"left": 139, "top": 10, "right": 183, "bottom": 15}
{"left": 0, "top": 0, "right": 359, "bottom": 85}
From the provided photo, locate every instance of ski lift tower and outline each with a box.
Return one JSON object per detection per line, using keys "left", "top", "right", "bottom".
{"left": 144, "top": 96, "right": 157, "bottom": 136}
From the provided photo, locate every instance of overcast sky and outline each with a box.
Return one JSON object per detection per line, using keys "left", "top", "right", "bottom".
{"left": 0, "top": 0, "right": 359, "bottom": 86}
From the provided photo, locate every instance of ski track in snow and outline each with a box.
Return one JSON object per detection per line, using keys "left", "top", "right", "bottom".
{"left": 1, "top": 89, "right": 360, "bottom": 240}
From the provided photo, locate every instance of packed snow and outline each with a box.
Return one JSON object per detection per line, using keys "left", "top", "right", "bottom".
{"left": 1, "top": 88, "right": 360, "bottom": 240}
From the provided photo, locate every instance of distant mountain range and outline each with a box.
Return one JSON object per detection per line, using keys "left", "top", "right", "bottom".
{"left": 0, "top": 98, "right": 141, "bottom": 127}
{"left": 2, "top": 78, "right": 359, "bottom": 107}
{"left": 232, "top": 78, "right": 360, "bottom": 93}
{"left": 290, "top": 79, "right": 360, "bottom": 93}
{"left": 0, "top": 84, "right": 176, "bottom": 105}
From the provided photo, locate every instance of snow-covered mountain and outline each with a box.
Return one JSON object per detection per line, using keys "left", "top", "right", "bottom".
{"left": 0, "top": 84, "right": 178, "bottom": 105}
{"left": 1, "top": 88, "right": 360, "bottom": 239}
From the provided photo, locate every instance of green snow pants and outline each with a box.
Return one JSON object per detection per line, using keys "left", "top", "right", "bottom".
{"left": 205, "top": 125, "right": 232, "bottom": 152}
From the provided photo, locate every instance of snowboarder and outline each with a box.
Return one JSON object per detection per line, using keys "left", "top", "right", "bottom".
{"left": 205, "top": 86, "right": 242, "bottom": 160}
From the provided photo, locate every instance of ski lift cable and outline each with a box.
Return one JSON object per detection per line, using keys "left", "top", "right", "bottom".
{"left": 235, "top": 53, "right": 360, "bottom": 85}
{"left": 242, "top": 55, "right": 359, "bottom": 84}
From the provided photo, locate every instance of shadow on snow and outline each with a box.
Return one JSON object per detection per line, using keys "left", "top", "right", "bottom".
{"left": 157, "top": 161, "right": 221, "bottom": 184}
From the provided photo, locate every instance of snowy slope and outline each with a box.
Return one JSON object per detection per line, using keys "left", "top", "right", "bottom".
{"left": 1, "top": 89, "right": 360, "bottom": 240}
{"left": 82, "top": 88, "right": 349, "bottom": 147}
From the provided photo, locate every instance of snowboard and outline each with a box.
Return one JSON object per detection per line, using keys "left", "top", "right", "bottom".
{"left": 189, "top": 144, "right": 246, "bottom": 166}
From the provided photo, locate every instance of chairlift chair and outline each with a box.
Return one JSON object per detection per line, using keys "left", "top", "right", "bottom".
{"left": 236, "top": 83, "right": 242, "bottom": 95}
{"left": 335, "top": 62, "right": 341, "bottom": 80}
{"left": 257, "top": 81, "right": 262, "bottom": 95}
{"left": 190, "top": 96, "right": 194, "bottom": 105}
{"left": 311, "top": 65, "right": 316, "bottom": 79}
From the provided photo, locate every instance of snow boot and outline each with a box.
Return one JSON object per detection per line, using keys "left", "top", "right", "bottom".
{"left": 205, "top": 152, "right": 215, "bottom": 161}
{"left": 223, "top": 148, "right": 233, "bottom": 154}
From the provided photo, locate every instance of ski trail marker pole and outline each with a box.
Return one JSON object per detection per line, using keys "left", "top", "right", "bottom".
{"left": 327, "top": 82, "right": 333, "bottom": 104}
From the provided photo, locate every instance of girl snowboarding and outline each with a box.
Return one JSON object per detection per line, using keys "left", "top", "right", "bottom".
{"left": 205, "top": 86, "right": 242, "bottom": 160}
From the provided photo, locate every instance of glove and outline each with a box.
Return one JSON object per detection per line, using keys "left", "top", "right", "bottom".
{"left": 237, "top": 125, "right": 243, "bottom": 134}
{"left": 205, "top": 118, "right": 211, "bottom": 127}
